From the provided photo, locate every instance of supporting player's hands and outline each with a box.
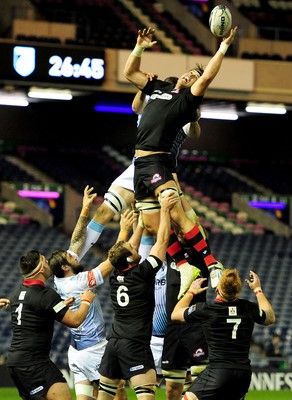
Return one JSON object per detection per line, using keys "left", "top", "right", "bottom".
{"left": 178, "top": 262, "right": 202, "bottom": 300}
{"left": 137, "top": 27, "right": 157, "bottom": 49}
{"left": 120, "top": 209, "right": 137, "bottom": 232}
{"left": 82, "top": 185, "right": 97, "bottom": 209}
{"left": 63, "top": 297, "right": 76, "bottom": 307}
{"left": 159, "top": 191, "right": 180, "bottom": 211}
{"left": 0, "top": 298, "right": 10, "bottom": 309}
{"left": 245, "top": 270, "right": 261, "bottom": 291}
{"left": 144, "top": 72, "right": 158, "bottom": 81}
{"left": 188, "top": 277, "right": 208, "bottom": 296}
{"left": 80, "top": 289, "right": 95, "bottom": 304}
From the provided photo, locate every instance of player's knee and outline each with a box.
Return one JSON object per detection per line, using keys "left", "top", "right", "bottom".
{"left": 75, "top": 383, "right": 95, "bottom": 398}
{"left": 99, "top": 381, "right": 119, "bottom": 398}
{"left": 133, "top": 383, "right": 157, "bottom": 399}
{"left": 104, "top": 189, "right": 128, "bottom": 215}
{"left": 162, "top": 368, "right": 186, "bottom": 384}
{"left": 190, "top": 362, "right": 208, "bottom": 381}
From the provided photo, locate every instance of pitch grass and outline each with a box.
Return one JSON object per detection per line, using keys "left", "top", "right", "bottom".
{"left": 0, "top": 387, "right": 291, "bottom": 400}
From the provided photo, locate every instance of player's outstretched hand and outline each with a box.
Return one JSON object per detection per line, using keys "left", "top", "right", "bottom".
{"left": 223, "top": 26, "right": 238, "bottom": 45}
{"left": 188, "top": 277, "right": 208, "bottom": 296}
{"left": 137, "top": 27, "right": 157, "bottom": 49}
{"left": 245, "top": 270, "right": 261, "bottom": 291}
{"left": 82, "top": 185, "right": 97, "bottom": 210}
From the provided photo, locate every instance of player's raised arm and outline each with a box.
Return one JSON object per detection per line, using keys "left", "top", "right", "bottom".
{"left": 124, "top": 27, "right": 157, "bottom": 90}
{"left": 191, "top": 27, "right": 237, "bottom": 97}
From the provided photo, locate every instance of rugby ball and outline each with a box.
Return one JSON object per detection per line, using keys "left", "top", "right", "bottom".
{"left": 209, "top": 5, "right": 232, "bottom": 37}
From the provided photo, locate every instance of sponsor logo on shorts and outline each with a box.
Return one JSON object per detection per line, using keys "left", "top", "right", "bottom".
{"left": 30, "top": 386, "right": 44, "bottom": 395}
{"left": 193, "top": 348, "right": 205, "bottom": 358}
{"left": 151, "top": 173, "right": 162, "bottom": 184}
{"left": 130, "top": 364, "right": 144, "bottom": 372}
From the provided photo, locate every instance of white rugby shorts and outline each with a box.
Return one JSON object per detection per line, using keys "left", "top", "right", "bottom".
{"left": 150, "top": 335, "right": 164, "bottom": 376}
{"left": 68, "top": 339, "right": 108, "bottom": 384}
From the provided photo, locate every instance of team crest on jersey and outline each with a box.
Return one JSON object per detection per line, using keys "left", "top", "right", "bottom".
{"left": 151, "top": 173, "right": 162, "bottom": 184}
{"left": 228, "top": 306, "right": 237, "bottom": 316}
{"left": 188, "top": 304, "right": 197, "bottom": 314}
{"left": 117, "top": 275, "right": 124, "bottom": 282}
{"left": 87, "top": 270, "right": 97, "bottom": 287}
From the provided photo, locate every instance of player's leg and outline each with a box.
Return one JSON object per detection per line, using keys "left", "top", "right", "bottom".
{"left": 75, "top": 380, "right": 97, "bottom": 400}
{"left": 98, "top": 376, "right": 120, "bottom": 400}
{"left": 114, "top": 380, "right": 128, "bottom": 400}
{"left": 159, "top": 180, "right": 223, "bottom": 293}
{"left": 163, "top": 369, "right": 186, "bottom": 400}
{"left": 78, "top": 185, "right": 134, "bottom": 260}
{"left": 130, "top": 369, "right": 157, "bottom": 400}
{"left": 45, "top": 381, "right": 72, "bottom": 400}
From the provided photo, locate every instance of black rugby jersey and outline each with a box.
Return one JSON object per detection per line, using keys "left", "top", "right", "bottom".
{"left": 108, "top": 255, "right": 162, "bottom": 344}
{"left": 137, "top": 79, "right": 203, "bottom": 152}
{"left": 184, "top": 299, "right": 266, "bottom": 369}
{"left": 7, "top": 281, "right": 68, "bottom": 366}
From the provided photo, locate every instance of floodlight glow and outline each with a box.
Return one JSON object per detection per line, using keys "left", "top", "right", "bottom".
{"left": 18, "top": 190, "right": 60, "bottom": 199}
{"left": 245, "top": 102, "right": 286, "bottom": 115}
{"left": 94, "top": 104, "right": 134, "bottom": 114}
{"left": 201, "top": 111, "right": 238, "bottom": 120}
{"left": 0, "top": 98, "right": 29, "bottom": 107}
{"left": 28, "top": 87, "right": 72, "bottom": 100}
{"left": 249, "top": 201, "right": 286, "bottom": 210}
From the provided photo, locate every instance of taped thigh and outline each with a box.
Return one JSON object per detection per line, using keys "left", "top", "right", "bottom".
{"left": 135, "top": 198, "right": 160, "bottom": 214}
{"left": 99, "top": 381, "right": 119, "bottom": 398}
{"left": 134, "top": 383, "right": 157, "bottom": 398}
{"left": 162, "top": 368, "right": 186, "bottom": 384}
{"left": 190, "top": 362, "right": 208, "bottom": 380}
{"left": 104, "top": 189, "right": 128, "bottom": 215}
{"left": 75, "top": 383, "right": 94, "bottom": 397}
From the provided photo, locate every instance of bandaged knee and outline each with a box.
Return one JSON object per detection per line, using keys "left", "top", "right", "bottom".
{"left": 99, "top": 381, "right": 119, "bottom": 398}
{"left": 162, "top": 369, "right": 186, "bottom": 384}
{"left": 75, "top": 383, "right": 94, "bottom": 397}
{"left": 134, "top": 383, "right": 157, "bottom": 398}
{"left": 191, "top": 362, "right": 208, "bottom": 380}
{"left": 135, "top": 198, "right": 160, "bottom": 213}
{"left": 78, "top": 220, "right": 104, "bottom": 261}
{"left": 104, "top": 189, "right": 128, "bottom": 215}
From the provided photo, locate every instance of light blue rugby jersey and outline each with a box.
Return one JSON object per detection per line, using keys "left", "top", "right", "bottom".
{"left": 54, "top": 267, "right": 106, "bottom": 350}
{"left": 152, "top": 263, "right": 168, "bottom": 337}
